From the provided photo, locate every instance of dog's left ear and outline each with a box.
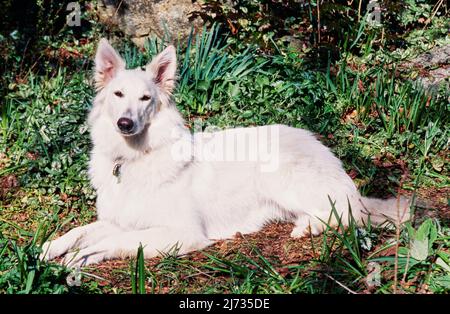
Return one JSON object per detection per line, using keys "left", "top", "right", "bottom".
{"left": 146, "top": 45, "right": 177, "bottom": 94}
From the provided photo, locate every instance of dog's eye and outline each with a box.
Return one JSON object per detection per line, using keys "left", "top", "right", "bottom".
{"left": 114, "top": 91, "right": 124, "bottom": 97}
{"left": 140, "top": 95, "right": 151, "bottom": 101}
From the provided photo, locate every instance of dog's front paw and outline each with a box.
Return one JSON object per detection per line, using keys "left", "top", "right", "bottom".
{"left": 62, "top": 246, "right": 109, "bottom": 268}
{"left": 40, "top": 239, "right": 70, "bottom": 261}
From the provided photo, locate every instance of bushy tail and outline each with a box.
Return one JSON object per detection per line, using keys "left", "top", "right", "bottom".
{"left": 359, "top": 196, "right": 411, "bottom": 225}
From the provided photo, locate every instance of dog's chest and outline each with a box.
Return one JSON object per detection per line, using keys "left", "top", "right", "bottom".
{"left": 89, "top": 151, "right": 191, "bottom": 229}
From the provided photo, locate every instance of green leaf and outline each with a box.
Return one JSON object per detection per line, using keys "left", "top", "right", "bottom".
{"left": 431, "top": 157, "right": 444, "bottom": 172}
{"left": 414, "top": 219, "right": 437, "bottom": 255}
{"left": 428, "top": 221, "right": 438, "bottom": 249}
{"left": 24, "top": 270, "right": 35, "bottom": 294}
{"left": 255, "top": 75, "right": 269, "bottom": 87}
{"left": 436, "top": 257, "right": 450, "bottom": 273}
{"left": 406, "top": 222, "right": 416, "bottom": 239}
{"left": 229, "top": 84, "right": 241, "bottom": 98}
{"left": 437, "top": 251, "right": 450, "bottom": 265}
{"left": 241, "top": 110, "right": 254, "bottom": 118}
{"left": 137, "top": 244, "right": 146, "bottom": 294}
{"left": 410, "top": 238, "right": 429, "bottom": 261}
{"left": 415, "top": 219, "right": 431, "bottom": 241}
{"left": 433, "top": 275, "right": 450, "bottom": 289}
{"left": 197, "top": 80, "right": 211, "bottom": 92}
{"left": 398, "top": 246, "right": 410, "bottom": 257}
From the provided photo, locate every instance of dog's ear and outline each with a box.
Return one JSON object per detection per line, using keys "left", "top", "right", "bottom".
{"left": 94, "top": 38, "right": 125, "bottom": 90}
{"left": 146, "top": 45, "right": 177, "bottom": 94}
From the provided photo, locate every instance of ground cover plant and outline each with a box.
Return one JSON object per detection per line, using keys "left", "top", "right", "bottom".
{"left": 0, "top": 0, "right": 448, "bottom": 294}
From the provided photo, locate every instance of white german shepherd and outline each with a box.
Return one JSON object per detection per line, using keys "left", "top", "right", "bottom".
{"left": 42, "top": 39, "right": 409, "bottom": 267}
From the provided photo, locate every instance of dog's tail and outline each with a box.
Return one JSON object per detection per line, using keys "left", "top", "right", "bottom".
{"left": 359, "top": 196, "right": 411, "bottom": 225}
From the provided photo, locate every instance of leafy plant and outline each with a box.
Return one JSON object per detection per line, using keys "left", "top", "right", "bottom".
{"left": 370, "top": 218, "right": 450, "bottom": 293}
{"left": 0, "top": 224, "right": 70, "bottom": 294}
{"left": 0, "top": 1, "right": 448, "bottom": 295}
{"left": 130, "top": 244, "right": 147, "bottom": 294}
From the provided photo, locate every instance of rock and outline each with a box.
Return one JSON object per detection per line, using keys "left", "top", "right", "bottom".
{"left": 96, "top": 0, "right": 204, "bottom": 47}
{"left": 417, "top": 66, "right": 450, "bottom": 91}
{"left": 407, "top": 44, "right": 450, "bottom": 91}
{"left": 412, "top": 45, "right": 450, "bottom": 66}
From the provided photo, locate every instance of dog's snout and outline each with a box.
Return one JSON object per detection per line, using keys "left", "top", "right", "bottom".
{"left": 117, "top": 117, "right": 134, "bottom": 133}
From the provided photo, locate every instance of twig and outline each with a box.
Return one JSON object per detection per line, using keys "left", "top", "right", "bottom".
{"left": 317, "top": 0, "right": 321, "bottom": 44}
{"left": 184, "top": 269, "right": 217, "bottom": 280}
{"left": 80, "top": 270, "right": 108, "bottom": 282}
{"left": 114, "top": 0, "right": 125, "bottom": 19}
{"left": 324, "top": 273, "right": 358, "bottom": 294}
{"left": 401, "top": 249, "right": 411, "bottom": 285}
{"left": 423, "top": 0, "right": 445, "bottom": 30}
{"left": 393, "top": 161, "right": 410, "bottom": 293}
{"left": 18, "top": 39, "right": 31, "bottom": 76}
{"left": 392, "top": 222, "right": 400, "bottom": 294}
{"left": 358, "top": 0, "right": 363, "bottom": 23}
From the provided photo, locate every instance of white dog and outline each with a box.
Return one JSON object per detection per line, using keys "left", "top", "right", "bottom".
{"left": 41, "top": 39, "right": 409, "bottom": 267}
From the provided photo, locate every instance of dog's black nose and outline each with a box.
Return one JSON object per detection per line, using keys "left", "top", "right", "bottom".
{"left": 117, "top": 117, "right": 134, "bottom": 133}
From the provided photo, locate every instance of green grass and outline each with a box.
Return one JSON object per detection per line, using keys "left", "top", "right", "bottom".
{"left": 0, "top": 223, "right": 69, "bottom": 294}
{"left": 0, "top": 4, "right": 449, "bottom": 294}
{"left": 122, "top": 207, "right": 449, "bottom": 294}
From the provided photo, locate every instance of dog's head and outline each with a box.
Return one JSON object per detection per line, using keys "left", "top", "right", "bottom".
{"left": 94, "top": 39, "right": 177, "bottom": 137}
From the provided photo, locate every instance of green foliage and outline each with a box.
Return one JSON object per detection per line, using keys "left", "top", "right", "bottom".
{"left": 0, "top": 224, "right": 69, "bottom": 294}
{"left": 370, "top": 218, "right": 450, "bottom": 293}
{"left": 130, "top": 244, "right": 147, "bottom": 294}
{"left": 0, "top": 0, "right": 448, "bottom": 295}
{"left": 126, "top": 243, "right": 312, "bottom": 294}
{"left": 176, "top": 24, "right": 263, "bottom": 114}
{"left": 400, "top": 0, "right": 435, "bottom": 25}
{"left": 2, "top": 69, "right": 94, "bottom": 197}
{"left": 313, "top": 198, "right": 371, "bottom": 292}
{"left": 204, "top": 252, "right": 300, "bottom": 293}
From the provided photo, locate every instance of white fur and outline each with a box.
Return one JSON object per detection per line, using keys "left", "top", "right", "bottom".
{"left": 41, "top": 39, "right": 410, "bottom": 267}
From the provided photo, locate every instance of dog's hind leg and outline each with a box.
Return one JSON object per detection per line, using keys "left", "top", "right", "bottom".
{"left": 290, "top": 213, "right": 326, "bottom": 237}
{"left": 41, "top": 221, "right": 120, "bottom": 261}
{"left": 63, "top": 226, "right": 211, "bottom": 267}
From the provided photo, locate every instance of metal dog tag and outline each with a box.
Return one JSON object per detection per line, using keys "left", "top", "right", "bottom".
{"left": 113, "top": 163, "right": 122, "bottom": 184}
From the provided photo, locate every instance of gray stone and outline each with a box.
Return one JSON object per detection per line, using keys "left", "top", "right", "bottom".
{"left": 408, "top": 44, "right": 450, "bottom": 91}
{"left": 412, "top": 45, "right": 450, "bottom": 66}
{"left": 97, "top": 0, "right": 204, "bottom": 46}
